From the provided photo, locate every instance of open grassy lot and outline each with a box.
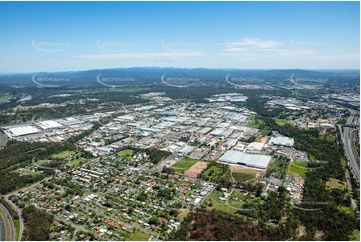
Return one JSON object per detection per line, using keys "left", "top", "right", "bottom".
{"left": 248, "top": 115, "right": 256, "bottom": 120}
{"left": 275, "top": 119, "right": 296, "bottom": 126}
{"left": 206, "top": 190, "right": 238, "bottom": 214}
{"left": 203, "top": 165, "right": 223, "bottom": 180}
{"left": 350, "top": 230, "right": 360, "bottom": 241}
{"left": 0, "top": 93, "right": 13, "bottom": 104}
{"left": 171, "top": 157, "right": 199, "bottom": 173}
{"left": 128, "top": 231, "right": 150, "bottom": 241}
{"left": 66, "top": 158, "right": 87, "bottom": 168}
{"left": 247, "top": 123, "right": 262, "bottom": 129}
{"left": 288, "top": 160, "right": 308, "bottom": 178}
{"left": 14, "top": 220, "right": 20, "bottom": 241}
{"left": 51, "top": 150, "right": 76, "bottom": 159}
{"left": 326, "top": 178, "right": 347, "bottom": 190}
{"left": 117, "top": 149, "right": 134, "bottom": 157}
{"left": 232, "top": 172, "right": 256, "bottom": 183}
{"left": 261, "top": 129, "right": 272, "bottom": 136}
{"left": 319, "top": 134, "right": 336, "bottom": 142}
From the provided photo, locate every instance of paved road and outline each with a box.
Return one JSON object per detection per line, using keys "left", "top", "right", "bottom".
{"left": 4, "top": 196, "right": 23, "bottom": 241}
{"left": 0, "top": 215, "right": 5, "bottom": 241}
{"left": 343, "top": 109, "right": 360, "bottom": 182}
{"left": 345, "top": 170, "right": 357, "bottom": 210}
{"left": 0, "top": 203, "right": 15, "bottom": 241}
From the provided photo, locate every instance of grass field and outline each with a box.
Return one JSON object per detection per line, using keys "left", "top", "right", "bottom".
{"left": 326, "top": 178, "right": 346, "bottom": 190}
{"left": 51, "top": 150, "right": 76, "bottom": 159}
{"left": 171, "top": 157, "right": 199, "bottom": 173}
{"left": 206, "top": 190, "right": 238, "bottom": 214}
{"left": 247, "top": 123, "right": 261, "bottom": 129}
{"left": 117, "top": 149, "right": 134, "bottom": 157}
{"left": 319, "top": 134, "right": 336, "bottom": 142}
{"left": 248, "top": 115, "right": 256, "bottom": 120}
{"left": 232, "top": 172, "right": 255, "bottom": 183}
{"left": 128, "top": 231, "right": 150, "bottom": 241}
{"left": 309, "top": 153, "right": 316, "bottom": 161}
{"left": 203, "top": 166, "right": 223, "bottom": 180}
{"left": 288, "top": 161, "right": 308, "bottom": 178}
{"left": 261, "top": 129, "right": 272, "bottom": 136}
{"left": 66, "top": 158, "right": 87, "bottom": 168}
{"left": 14, "top": 220, "right": 20, "bottom": 241}
{"left": 0, "top": 93, "right": 12, "bottom": 104}
{"left": 275, "top": 119, "right": 296, "bottom": 126}
{"left": 350, "top": 230, "right": 360, "bottom": 241}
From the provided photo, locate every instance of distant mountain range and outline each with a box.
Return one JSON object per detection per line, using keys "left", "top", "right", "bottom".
{"left": 0, "top": 67, "right": 358, "bottom": 84}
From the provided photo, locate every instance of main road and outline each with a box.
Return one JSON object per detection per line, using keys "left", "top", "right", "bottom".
{"left": 0, "top": 203, "right": 15, "bottom": 241}
{"left": 0, "top": 215, "right": 5, "bottom": 241}
{"left": 343, "top": 109, "right": 360, "bottom": 182}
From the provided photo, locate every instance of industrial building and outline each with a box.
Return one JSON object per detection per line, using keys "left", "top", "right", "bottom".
{"left": 36, "top": 120, "right": 64, "bottom": 130}
{"left": 5, "top": 125, "right": 40, "bottom": 137}
{"left": 218, "top": 150, "right": 271, "bottom": 169}
{"left": 269, "top": 136, "right": 294, "bottom": 147}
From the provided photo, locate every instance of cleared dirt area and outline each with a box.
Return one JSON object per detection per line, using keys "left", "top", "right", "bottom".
{"left": 184, "top": 161, "right": 209, "bottom": 178}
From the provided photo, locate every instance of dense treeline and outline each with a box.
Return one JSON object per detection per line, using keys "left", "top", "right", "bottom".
{"left": 169, "top": 209, "right": 274, "bottom": 241}
{"left": 0, "top": 197, "right": 19, "bottom": 220}
{"left": 22, "top": 205, "right": 53, "bottom": 241}
{"left": 244, "top": 96, "right": 359, "bottom": 240}
{"left": 0, "top": 123, "right": 100, "bottom": 194}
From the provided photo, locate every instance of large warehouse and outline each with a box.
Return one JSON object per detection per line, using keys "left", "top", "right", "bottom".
{"left": 8, "top": 126, "right": 40, "bottom": 137}
{"left": 36, "top": 120, "right": 64, "bottom": 130}
{"left": 218, "top": 150, "right": 271, "bottom": 169}
{"left": 269, "top": 136, "right": 294, "bottom": 147}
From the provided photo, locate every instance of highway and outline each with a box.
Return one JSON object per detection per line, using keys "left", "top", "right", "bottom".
{"left": 0, "top": 203, "right": 15, "bottom": 241}
{"left": 343, "top": 109, "right": 360, "bottom": 182}
{"left": 0, "top": 214, "right": 5, "bottom": 241}
{"left": 4, "top": 196, "right": 23, "bottom": 241}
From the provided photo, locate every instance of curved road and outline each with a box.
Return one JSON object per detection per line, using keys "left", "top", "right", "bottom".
{"left": 4, "top": 196, "right": 23, "bottom": 241}
{"left": 343, "top": 109, "right": 360, "bottom": 182}
{"left": 0, "top": 215, "right": 5, "bottom": 241}
{"left": 0, "top": 203, "right": 15, "bottom": 241}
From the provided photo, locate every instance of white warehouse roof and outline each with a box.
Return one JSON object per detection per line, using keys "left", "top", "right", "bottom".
{"left": 269, "top": 136, "right": 294, "bottom": 147}
{"left": 9, "top": 126, "right": 40, "bottom": 137}
{"left": 37, "top": 120, "right": 64, "bottom": 130}
{"left": 219, "top": 150, "right": 271, "bottom": 169}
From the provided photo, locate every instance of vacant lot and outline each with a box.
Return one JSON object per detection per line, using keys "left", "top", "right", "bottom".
{"left": 128, "top": 231, "right": 150, "bottom": 241}
{"left": 184, "top": 161, "right": 208, "bottom": 178}
{"left": 326, "top": 178, "right": 347, "bottom": 190}
{"left": 275, "top": 119, "right": 296, "bottom": 126}
{"left": 171, "top": 157, "right": 199, "bottom": 173}
{"left": 288, "top": 160, "right": 308, "bottom": 178}
{"left": 51, "top": 150, "right": 76, "bottom": 159}
{"left": 117, "top": 149, "right": 133, "bottom": 157}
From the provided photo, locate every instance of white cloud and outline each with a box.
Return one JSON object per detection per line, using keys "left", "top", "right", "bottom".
{"left": 72, "top": 51, "right": 203, "bottom": 60}
{"left": 221, "top": 38, "right": 282, "bottom": 52}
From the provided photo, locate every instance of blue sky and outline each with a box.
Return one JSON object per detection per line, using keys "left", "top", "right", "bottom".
{"left": 0, "top": 1, "right": 359, "bottom": 73}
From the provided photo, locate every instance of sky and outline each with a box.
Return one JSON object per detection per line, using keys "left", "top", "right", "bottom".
{"left": 0, "top": 1, "right": 359, "bottom": 73}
